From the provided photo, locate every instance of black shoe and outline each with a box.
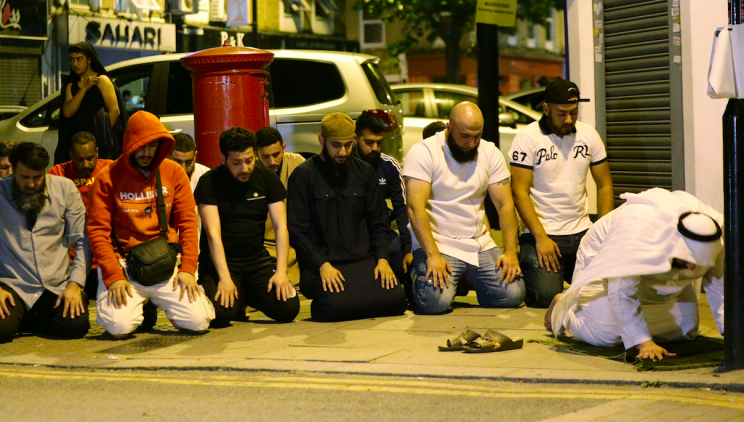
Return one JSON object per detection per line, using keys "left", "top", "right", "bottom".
{"left": 137, "top": 301, "right": 158, "bottom": 332}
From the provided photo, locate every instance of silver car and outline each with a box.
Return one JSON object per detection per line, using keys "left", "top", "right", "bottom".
{"left": 0, "top": 50, "right": 404, "bottom": 164}
{"left": 391, "top": 83, "right": 542, "bottom": 163}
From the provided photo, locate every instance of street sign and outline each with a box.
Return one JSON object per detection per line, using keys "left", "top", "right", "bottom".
{"left": 476, "top": 0, "right": 517, "bottom": 27}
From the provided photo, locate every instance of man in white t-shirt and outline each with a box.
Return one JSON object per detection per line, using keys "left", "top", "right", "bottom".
{"left": 509, "top": 79, "right": 614, "bottom": 308}
{"left": 403, "top": 102, "right": 525, "bottom": 314}
{"left": 169, "top": 133, "right": 210, "bottom": 236}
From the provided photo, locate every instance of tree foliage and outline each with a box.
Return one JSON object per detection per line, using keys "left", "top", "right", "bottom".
{"left": 355, "top": 0, "right": 565, "bottom": 58}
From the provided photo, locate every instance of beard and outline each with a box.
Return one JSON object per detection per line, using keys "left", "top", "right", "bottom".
{"left": 11, "top": 177, "right": 47, "bottom": 215}
{"left": 358, "top": 148, "right": 381, "bottom": 166}
{"left": 322, "top": 145, "right": 351, "bottom": 174}
{"left": 547, "top": 113, "right": 576, "bottom": 137}
{"left": 446, "top": 132, "right": 479, "bottom": 163}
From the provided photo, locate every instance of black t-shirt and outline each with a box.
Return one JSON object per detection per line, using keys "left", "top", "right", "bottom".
{"left": 194, "top": 164, "right": 287, "bottom": 262}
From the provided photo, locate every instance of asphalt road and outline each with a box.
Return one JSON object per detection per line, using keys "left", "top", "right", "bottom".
{"left": 1, "top": 366, "right": 743, "bottom": 422}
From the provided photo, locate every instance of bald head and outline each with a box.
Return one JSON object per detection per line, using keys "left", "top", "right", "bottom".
{"left": 449, "top": 101, "right": 484, "bottom": 132}
{"left": 446, "top": 102, "right": 483, "bottom": 163}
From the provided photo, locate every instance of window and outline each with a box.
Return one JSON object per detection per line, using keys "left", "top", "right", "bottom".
{"left": 502, "top": 105, "right": 535, "bottom": 125}
{"left": 395, "top": 89, "right": 426, "bottom": 117}
{"left": 433, "top": 90, "right": 477, "bottom": 119}
{"left": 165, "top": 63, "right": 194, "bottom": 115}
{"left": 526, "top": 25, "right": 537, "bottom": 48}
{"left": 21, "top": 102, "right": 50, "bottom": 128}
{"left": 69, "top": 0, "right": 91, "bottom": 8}
{"left": 545, "top": 15, "right": 555, "bottom": 50}
{"left": 269, "top": 59, "right": 345, "bottom": 108}
{"left": 110, "top": 64, "right": 153, "bottom": 116}
{"left": 280, "top": 0, "right": 311, "bottom": 32}
{"left": 360, "top": 10, "right": 385, "bottom": 48}
{"left": 362, "top": 61, "right": 397, "bottom": 106}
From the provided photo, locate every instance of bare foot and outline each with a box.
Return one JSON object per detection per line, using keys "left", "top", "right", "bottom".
{"left": 544, "top": 293, "right": 564, "bottom": 334}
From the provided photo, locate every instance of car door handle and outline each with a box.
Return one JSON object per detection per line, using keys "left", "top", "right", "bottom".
{"left": 168, "top": 129, "right": 183, "bottom": 135}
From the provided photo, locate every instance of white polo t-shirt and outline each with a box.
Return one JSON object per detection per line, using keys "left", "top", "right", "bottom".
{"left": 402, "top": 131, "right": 511, "bottom": 266}
{"left": 508, "top": 116, "right": 607, "bottom": 236}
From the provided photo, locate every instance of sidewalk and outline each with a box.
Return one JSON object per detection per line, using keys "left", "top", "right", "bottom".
{"left": 1, "top": 292, "right": 741, "bottom": 391}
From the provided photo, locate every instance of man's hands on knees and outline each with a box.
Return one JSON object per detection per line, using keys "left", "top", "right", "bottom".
{"left": 174, "top": 272, "right": 201, "bottom": 303}
{"left": 535, "top": 235, "right": 562, "bottom": 273}
{"left": 0, "top": 287, "right": 16, "bottom": 319}
{"left": 108, "top": 280, "right": 133, "bottom": 309}
{"left": 268, "top": 271, "right": 296, "bottom": 301}
{"left": 374, "top": 259, "right": 398, "bottom": 289}
{"left": 426, "top": 253, "right": 452, "bottom": 289}
{"left": 636, "top": 340, "right": 676, "bottom": 362}
{"left": 496, "top": 251, "right": 522, "bottom": 284}
{"left": 215, "top": 277, "right": 239, "bottom": 308}
{"left": 320, "top": 262, "right": 345, "bottom": 293}
{"left": 55, "top": 281, "right": 85, "bottom": 318}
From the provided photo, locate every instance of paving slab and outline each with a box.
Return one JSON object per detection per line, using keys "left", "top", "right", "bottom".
{"left": 0, "top": 293, "right": 742, "bottom": 392}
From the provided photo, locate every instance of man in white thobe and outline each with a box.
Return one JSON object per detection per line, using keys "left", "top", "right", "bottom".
{"left": 545, "top": 188, "right": 724, "bottom": 362}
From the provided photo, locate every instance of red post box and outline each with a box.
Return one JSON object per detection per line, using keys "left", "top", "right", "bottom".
{"left": 180, "top": 46, "right": 274, "bottom": 168}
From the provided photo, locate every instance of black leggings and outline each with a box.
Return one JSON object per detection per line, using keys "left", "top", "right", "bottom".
{"left": 300, "top": 255, "right": 407, "bottom": 322}
{"left": 0, "top": 282, "right": 90, "bottom": 343}
{"left": 199, "top": 253, "right": 300, "bottom": 326}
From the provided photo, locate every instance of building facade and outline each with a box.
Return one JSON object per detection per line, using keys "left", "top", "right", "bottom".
{"left": 346, "top": 8, "right": 565, "bottom": 94}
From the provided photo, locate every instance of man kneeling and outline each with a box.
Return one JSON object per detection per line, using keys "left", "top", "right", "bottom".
{"left": 546, "top": 188, "right": 724, "bottom": 361}
{"left": 0, "top": 143, "right": 91, "bottom": 342}
{"left": 196, "top": 127, "right": 299, "bottom": 325}
{"left": 288, "top": 113, "right": 406, "bottom": 322}
{"left": 88, "top": 111, "right": 214, "bottom": 338}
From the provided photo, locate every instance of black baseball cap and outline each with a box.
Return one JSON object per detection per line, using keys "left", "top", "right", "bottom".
{"left": 544, "top": 79, "right": 590, "bottom": 104}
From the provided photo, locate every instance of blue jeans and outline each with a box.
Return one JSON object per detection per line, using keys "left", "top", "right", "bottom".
{"left": 519, "top": 230, "right": 587, "bottom": 308}
{"left": 411, "top": 248, "right": 526, "bottom": 314}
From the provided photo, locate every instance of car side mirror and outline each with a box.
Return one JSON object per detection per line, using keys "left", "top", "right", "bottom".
{"left": 499, "top": 112, "right": 517, "bottom": 128}
{"left": 48, "top": 108, "right": 60, "bottom": 129}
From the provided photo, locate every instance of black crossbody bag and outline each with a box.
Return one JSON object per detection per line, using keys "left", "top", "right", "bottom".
{"left": 112, "top": 171, "right": 180, "bottom": 286}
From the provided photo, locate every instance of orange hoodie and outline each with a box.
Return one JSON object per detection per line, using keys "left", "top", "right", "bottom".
{"left": 88, "top": 111, "right": 198, "bottom": 288}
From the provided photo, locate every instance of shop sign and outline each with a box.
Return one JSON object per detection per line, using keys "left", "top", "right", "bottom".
{"left": 0, "top": 0, "right": 47, "bottom": 39}
{"left": 68, "top": 15, "right": 176, "bottom": 52}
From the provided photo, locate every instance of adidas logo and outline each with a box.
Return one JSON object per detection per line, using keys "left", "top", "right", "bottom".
{"left": 378, "top": 178, "right": 387, "bottom": 185}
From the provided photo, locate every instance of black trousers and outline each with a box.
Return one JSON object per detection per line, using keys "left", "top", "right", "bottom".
{"left": 300, "top": 255, "right": 407, "bottom": 322}
{"left": 519, "top": 230, "right": 587, "bottom": 308}
{"left": 0, "top": 282, "right": 90, "bottom": 343}
{"left": 199, "top": 252, "right": 300, "bottom": 325}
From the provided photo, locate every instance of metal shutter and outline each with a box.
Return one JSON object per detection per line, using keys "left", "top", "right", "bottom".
{"left": 0, "top": 54, "right": 41, "bottom": 106}
{"left": 595, "top": 0, "right": 684, "bottom": 206}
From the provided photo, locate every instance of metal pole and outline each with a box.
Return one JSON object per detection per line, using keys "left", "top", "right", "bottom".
{"left": 477, "top": 22, "right": 501, "bottom": 229}
{"left": 253, "top": 0, "right": 259, "bottom": 47}
{"left": 564, "top": 0, "right": 570, "bottom": 80}
{"left": 723, "top": 0, "right": 744, "bottom": 371}
{"left": 723, "top": 99, "right": 744, "bottom": 371}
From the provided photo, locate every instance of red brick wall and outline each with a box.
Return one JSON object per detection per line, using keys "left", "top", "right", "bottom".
{"left": 407, "top": 55, "right": 564, "bottom": 94}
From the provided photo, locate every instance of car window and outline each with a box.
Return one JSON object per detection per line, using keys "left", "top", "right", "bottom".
{"left": 269, "top": 59, "right": 345, "bottom": 108}
{"left": 20, "top": 101, "right": 53, "bottom": 128}
{"left": 503, "top": 105, "right": 535, "bottom": 125}
{"left": 395, "top": 89, "right": 427, "bottom": 117}
{"left": 433, "top": 90, "right": 477, "bottom": 119}
{"left": 165, "top": 63, "right": 194, "bottom": 115}
{"left": 362, "top": 61, "right": 397, "bottom": 106}
{"left": 110, "top": 64, "right": 153, "bottom": 116}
